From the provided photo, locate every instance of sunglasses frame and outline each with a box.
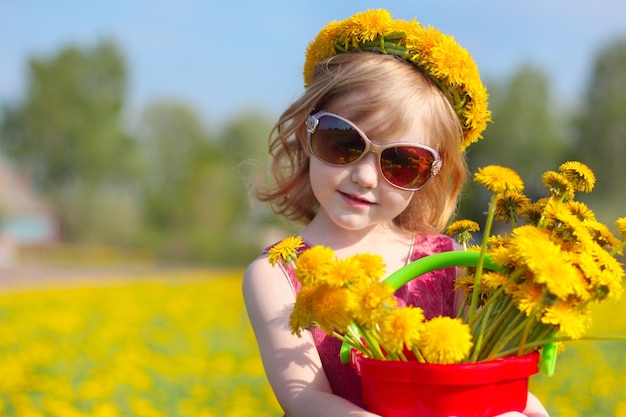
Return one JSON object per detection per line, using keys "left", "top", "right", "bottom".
{"left": 306, "top": 111, "right": 442, "bottom": 191}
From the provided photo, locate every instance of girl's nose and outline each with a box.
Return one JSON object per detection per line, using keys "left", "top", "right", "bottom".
{"left": 350, "top": 152, "right": 379, "bottom": 188}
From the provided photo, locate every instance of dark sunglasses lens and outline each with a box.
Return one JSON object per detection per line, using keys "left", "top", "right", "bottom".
{"left": 310, "top": 116, "right": 366, "bottom": 164}
{"left": 380, "top": 146, "right": 435, "bottom": 189}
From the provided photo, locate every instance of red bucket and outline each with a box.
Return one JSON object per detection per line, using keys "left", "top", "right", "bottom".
{"left": 351, "top": 350, "right": 539, "bottom": 417}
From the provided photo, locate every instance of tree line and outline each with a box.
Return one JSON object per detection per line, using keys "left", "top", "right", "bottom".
{"left": 1, "top": 38, "right": 625, "bottom": 266}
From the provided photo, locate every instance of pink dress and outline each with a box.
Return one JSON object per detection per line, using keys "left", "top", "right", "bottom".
{"left": 268, "top": 233, "right": 456, "bottom": 409}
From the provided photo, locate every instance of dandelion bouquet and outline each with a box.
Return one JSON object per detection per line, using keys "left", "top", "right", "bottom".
{"left": 446, "top": 161, "right": 625, "bottom": 367}
{"left": 268, "top": 161, "right": 625, "bottom": 369}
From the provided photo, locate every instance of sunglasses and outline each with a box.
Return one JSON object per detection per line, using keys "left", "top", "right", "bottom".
{"left": 305, "top": 111, "right": 442, "bottom": 191}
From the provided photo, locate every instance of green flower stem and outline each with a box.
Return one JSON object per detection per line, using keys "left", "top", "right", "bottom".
{"left": 469, "top": 271, "right": 524, "bottom": 360}
{"left": 411, "top": 346, "right": 426, "bottom": 362}
{"left": 355, "top": 323, "right": 386, "bottom": 360}
{"left": 343, "top": 325, "right": 373, "bottom": 358}
{"left": 392, "top": 350, "right": 405, "bottom": 361}
{"left": 509, "top": 209, "right": 517, "bottom": 229}
{"left": 502, "top": 333, "right": 626, "bottom": 360}
{"left": 476, "top": 300, "right": 517, "bottom": 360}
{"left": 469, "top": 194, "right": 499, "bottom": 322}
{"left": 478, "top": 306, "right": 526, "bottom": 360}
{"left": 467, "top": 270, "right": 521, "bottom": 328}
{"left": 470, "top": 300, "right": 493, "bottom": 362}
{"left": 475, "top": 300, "right": 517, "bottom": 360}
{"left": 341, "top": 38, "right": 410, "bottom": 59}
{"left": 485, "top": 311, "right": 538, "bottom": 361}
{"left": 518, "top": 310, "right": 540, "bottom": 356}
{"left": 496, "top": 328, "right": 562, "bottom": 359}
{"left": 472, "top": 297, "right": 511, "bottom": 359}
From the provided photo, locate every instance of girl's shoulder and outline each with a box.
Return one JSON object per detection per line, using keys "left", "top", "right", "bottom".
{"left": 242, "top": 251, "right": 298, "bottom": 308}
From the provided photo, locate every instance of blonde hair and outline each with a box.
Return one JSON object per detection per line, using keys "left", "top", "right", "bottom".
{"left": 255, "top": 53, "right": 468, "bottom": 234}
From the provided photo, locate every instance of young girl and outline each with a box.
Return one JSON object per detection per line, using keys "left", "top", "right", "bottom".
{"left": 243, "top": 9, "right": 550, "bottom": 417}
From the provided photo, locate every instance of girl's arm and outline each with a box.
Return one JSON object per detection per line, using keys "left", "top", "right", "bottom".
{"left": 242, "top": 257, "right": 380, "bottom": 417}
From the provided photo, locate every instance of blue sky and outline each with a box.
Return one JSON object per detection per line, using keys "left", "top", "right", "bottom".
{"left": 2, "top": 1, "right": 626, "bottom": 128}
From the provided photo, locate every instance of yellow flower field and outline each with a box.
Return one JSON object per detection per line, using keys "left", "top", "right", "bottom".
{"left": 0, "top": 270, "right": 624, "bottom": 416}
{"left": 0, "top": 270, "right": 281, "bottom": 417}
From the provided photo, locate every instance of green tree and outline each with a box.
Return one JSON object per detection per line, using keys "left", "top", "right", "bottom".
{"left": 217, "top": 110, "right": 277, "bottom": 261}
{"left": 0, "top": 40, "right": 132, "bottom": 189}
{"left": 136, "top": 104, "right": 275, "bottom": 265}
{"left": 0, "top": 40, "right": 139, "bottom": 242}
{"left": 571, "top": 37, "right": 626, "bottom": 204}
{"left": 460, "top": 65, "right": 567, "bottom": 221}
{"left": 136, "top": 100, "right": 215, "bottom": 258}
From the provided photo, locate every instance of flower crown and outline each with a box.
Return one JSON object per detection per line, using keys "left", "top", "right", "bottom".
{"left": 303, "top": 9, "right": 492, "bottom": 151}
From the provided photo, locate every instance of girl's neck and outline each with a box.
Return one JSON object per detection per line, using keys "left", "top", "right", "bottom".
{"left": 300, "top": 216, "right": 415, "bottom": 271}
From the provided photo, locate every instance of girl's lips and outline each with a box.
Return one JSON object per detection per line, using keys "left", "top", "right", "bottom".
{"left": 340, "top": 191, "right": 375, "bottom": 207}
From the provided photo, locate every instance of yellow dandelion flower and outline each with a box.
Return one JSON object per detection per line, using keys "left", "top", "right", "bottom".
{"left": 592, "top": 268, "right": 625, "bottom": 301}
{"left": 583, "top": 218, "right": 622, "bottom": 250}
{"left": 289, "top": 286, "right": 316, "bottom": 337}
{"left": 494, "top": 190, "right": 531, "bottom": 223}
{"left": 487, "top": 245, "right": 513, "bottom": 270}
{"left": 571, "top": 246, "right": 623, "bottom": 302}
{"left": 474, "top": 165, "right": 524, "bottom": 194}
{"left": 540, "top": 301, "right": 591, "bottom": 340}
{"left": 446, "top": 220, "right": 480, "bottom": 247}
{"left": 267, "top": 236, "right": 305, "bottom": 266}
{"left": 350, "top": 9, "right": 394, "bottom": 41}
{"left": 487, "top": 234, "right": 511, "bottom": 248}
{"left": 508, "top": 225, "right": 559, "bottom": 272}
{"left": 510, "top": 282, "right": 543, "bottom": 316}
{"left": 321, "top": 257, "right": 363, "bottom": 288}
{"left": 378, "top": 306, "right": 426, "bottom": 354}
{"left": 453, "top": 273, "right": 476, "bottom": 295}
{"left": 467, "top": 244, "right": 482, "bottom": 252}
{"left": 417, "top": 316, "right": 473, "bottom": 364}
{"left": 481, "top": 271, "right": 510, "bottom": 290}
{"left": 566, "top": 200, "right": 596, "bottom": 222}
{"left": 295, "top": 245, "right": 336, "bottom": 286}
{"left": 576, "top": 243, "right": 625, "bottom": 301}
{"left": 457, "top": 269, "right": 498, "bottom": 303}
{"left": 507, "top": 227, "right": 589, "bottom": 300}
{"left": 615, "top": 217, "right": 626, "bottom": 239}
{"left": 351, "top": 282, "right": 396, "bottom": 327}
{"left": 535, "top": 258, "right": 587, "bottom": 301}
{"left": 543, "top": 202, "right": 594, "bottom": 247}
{"left": 446, "top": 219, "right": 480, "bottom": 235}
{"left": 350, "top": 252, "right": 386, "bottom": 283}
{"left": 303, "top": 22, "right": 341, "bottom": 85}
{"left": 430, "top": 35, "right": 471, "bottom": 84}
{"left": 311, "top": 284, "right": 355, "bottom": 335}
{"left": 542, "top": 171, "right": 573, "bottom": 198}
{"left": 559, "top": 161, "right": 596, "bottom": 193}
{"left": 519, "top": 201, "right": 546, "bottom": 226}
